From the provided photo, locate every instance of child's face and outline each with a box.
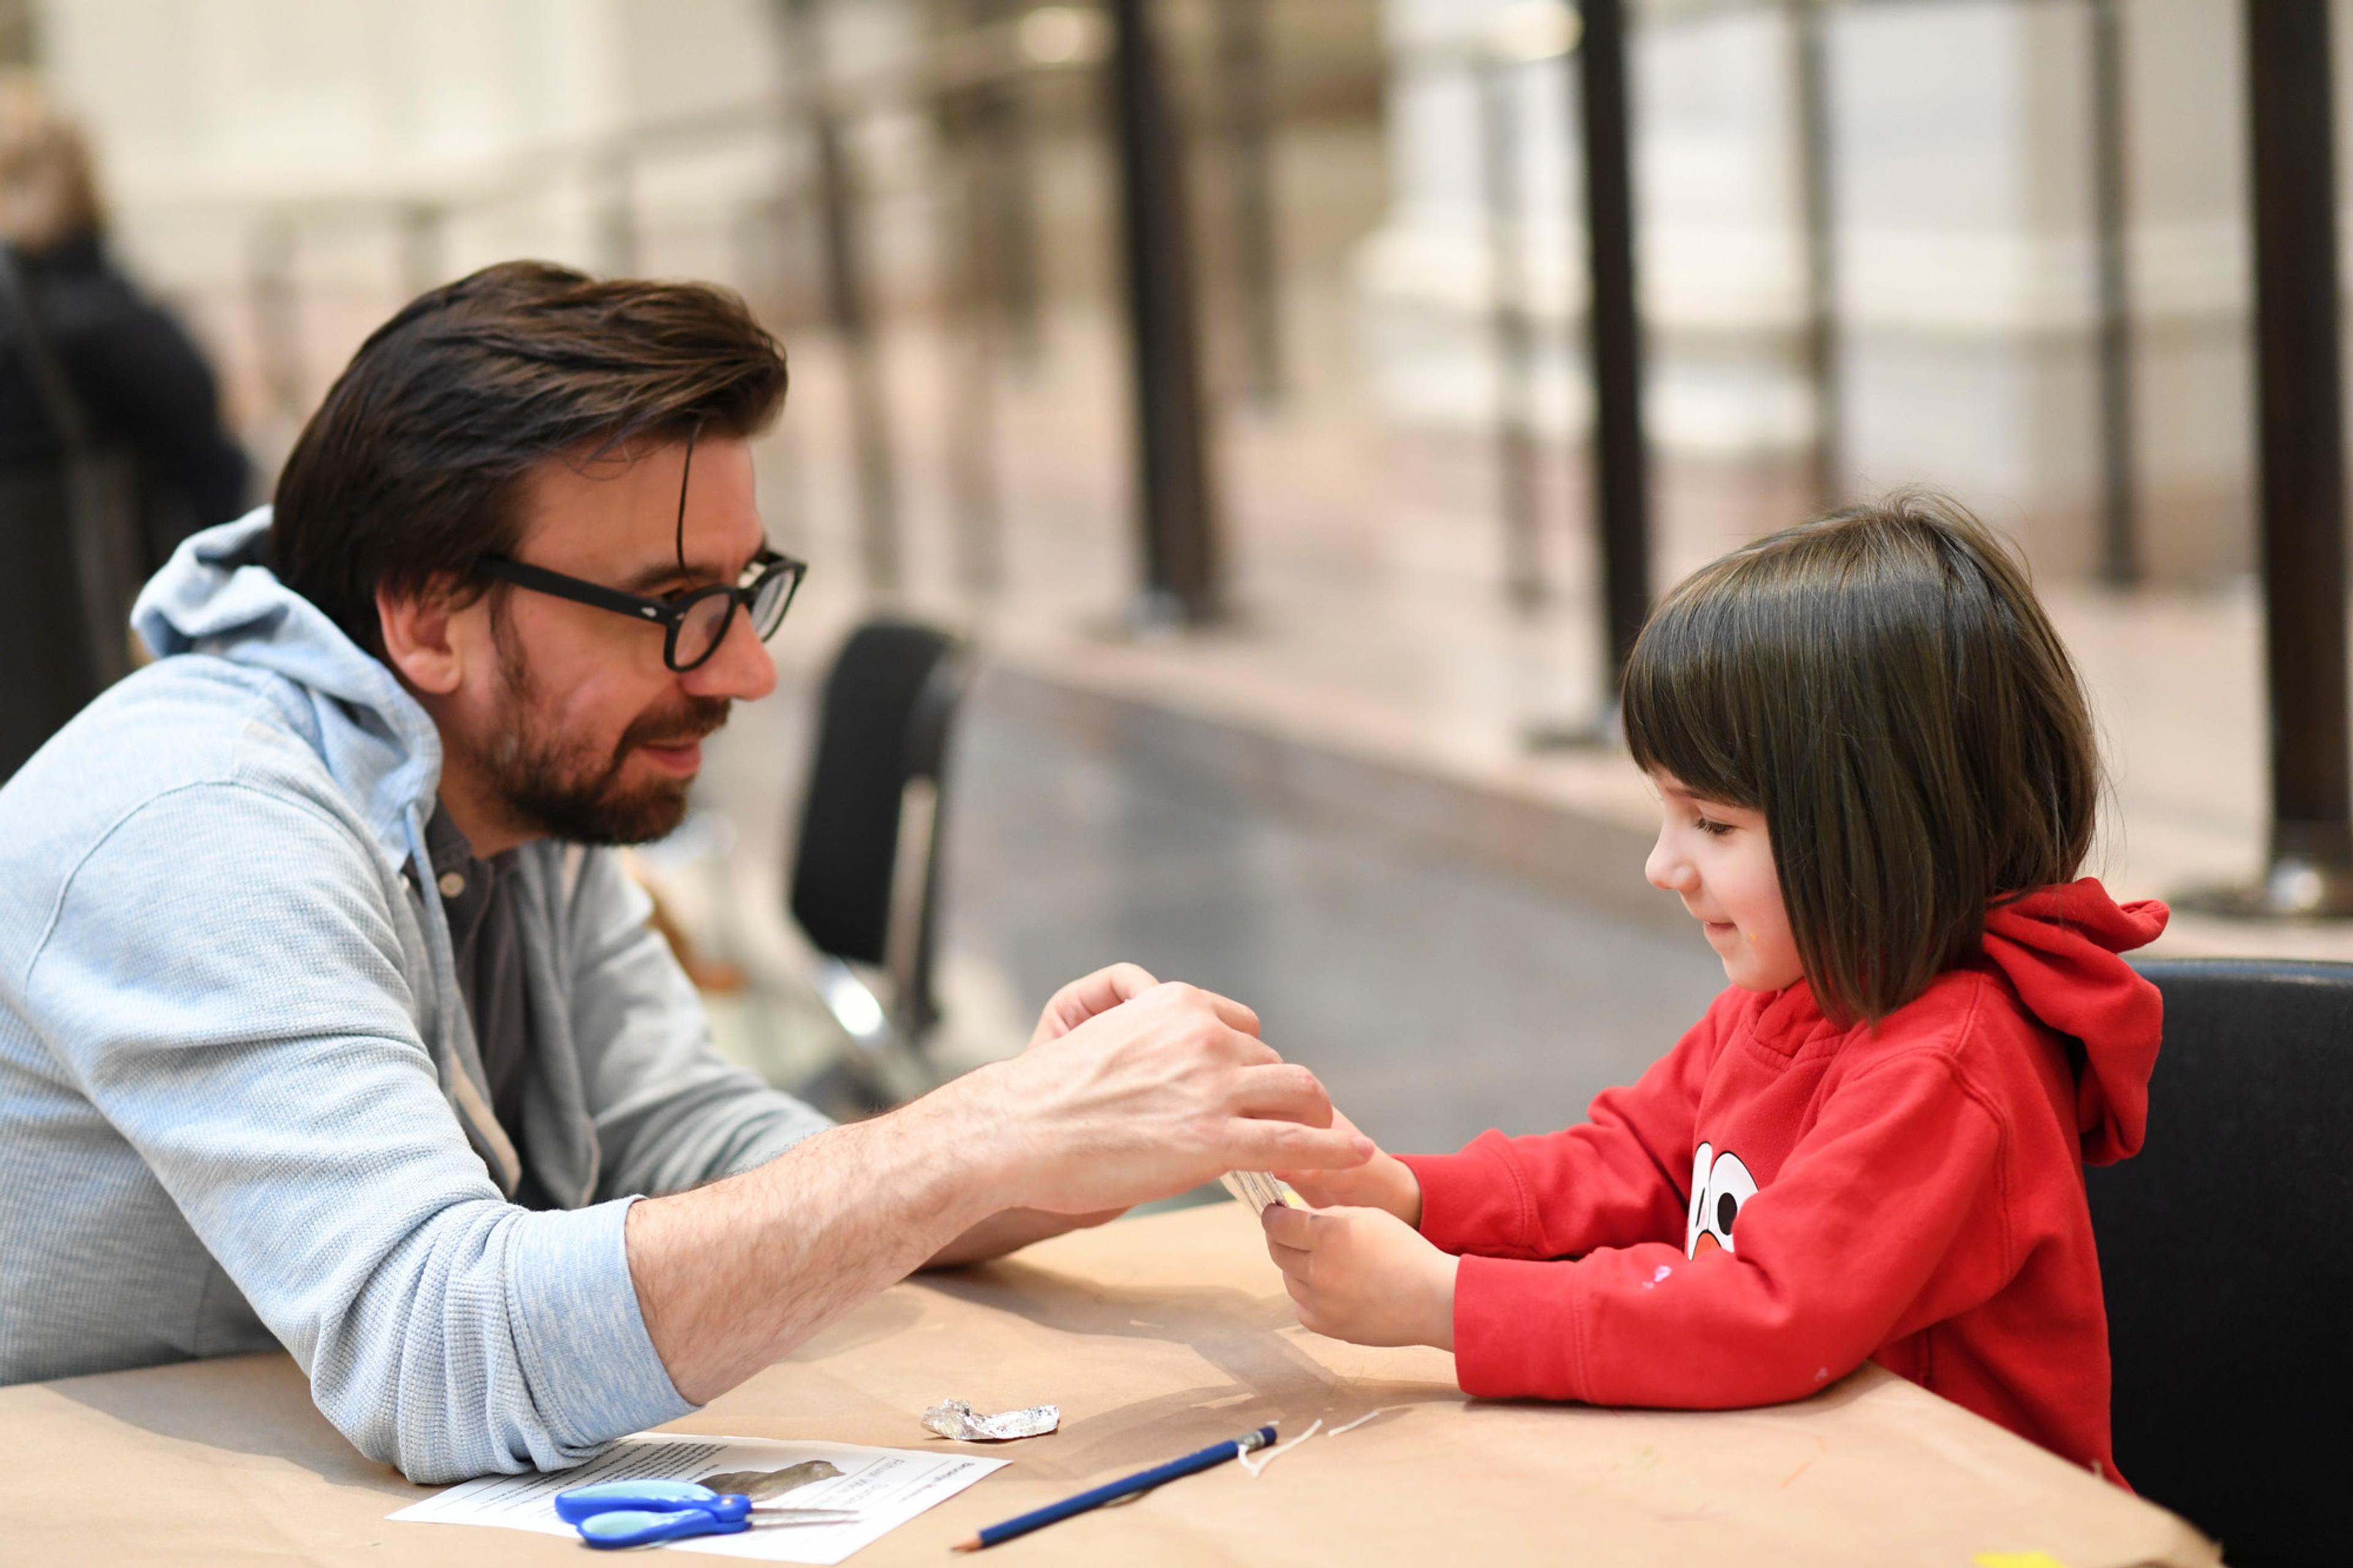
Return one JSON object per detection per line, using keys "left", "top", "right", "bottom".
{"left": 1644, "top": 771, "right": 1805, "bottom": 994}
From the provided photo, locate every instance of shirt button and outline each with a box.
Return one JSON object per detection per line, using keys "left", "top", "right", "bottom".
{"left": 438, "top": 871, "right": 467, "bottom": 898}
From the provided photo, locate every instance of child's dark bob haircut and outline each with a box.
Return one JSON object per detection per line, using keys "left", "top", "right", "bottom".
{"left": 1623, "top": 491, "right": 2100, "bottom": 1027}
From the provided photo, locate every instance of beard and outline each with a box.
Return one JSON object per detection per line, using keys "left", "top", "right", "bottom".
{"left": 473, "top": 621, "right": 732, "bottom": 847}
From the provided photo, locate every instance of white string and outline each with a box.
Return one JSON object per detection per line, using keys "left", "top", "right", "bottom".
{"left": 1327, "top": 1406, "right": 1403, "bottom": 1437}
{"left": 1237, "top": 1417, "right": 1322, "bottom": 1477}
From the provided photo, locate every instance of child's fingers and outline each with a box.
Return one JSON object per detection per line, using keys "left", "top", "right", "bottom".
{"left": 1262, "top": 1219, "right": 1314, "bottom": 1274}
{"left": 1260, "top": 1204, "right": 1317, "bottom": 1251}
{"left": 1281, "top": 1277, "right": 1333, "bottom": 1338}
{"left": 1265, "top": 1237, "right": 1313, "bottom": 1279}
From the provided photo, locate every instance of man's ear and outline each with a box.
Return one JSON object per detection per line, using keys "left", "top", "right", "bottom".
{"left": 375, "top": 576, "right": 471, "bottom": 695}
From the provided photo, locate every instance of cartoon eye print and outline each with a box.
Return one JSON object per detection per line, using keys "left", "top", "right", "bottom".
{"left": 1684, "top": 1143, "right": 1759, "bottom": 1258}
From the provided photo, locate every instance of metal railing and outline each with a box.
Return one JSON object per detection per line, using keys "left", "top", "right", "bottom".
{"left": 194, "top": 0, "right": 2353, "bottom": 917}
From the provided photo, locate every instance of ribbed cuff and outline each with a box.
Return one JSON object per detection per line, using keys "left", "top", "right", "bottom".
{"left": 1398, "top": 1153, "right": 1471, "bottom": 1249}
{"left": 508, "top": 1195, "right": 696, "bottom": 1452}
{"left": 1450, "top": 1252, "right": 1591, "bottom": 1402}
{"left": 1398, "top": 1134, "right": 1529, "bottom": 1256}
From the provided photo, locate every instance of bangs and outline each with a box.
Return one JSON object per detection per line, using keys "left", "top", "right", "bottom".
{"left": 1621, "top": 560, "right": 1768, "bottom": 811}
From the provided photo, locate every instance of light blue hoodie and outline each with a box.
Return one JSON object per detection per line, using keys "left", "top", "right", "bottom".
{"left": 0, "top": 511, "right": 831, "bottom": 1482}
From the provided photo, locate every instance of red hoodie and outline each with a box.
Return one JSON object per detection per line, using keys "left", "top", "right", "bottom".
{"left": 1395, "top": 880, "right": 2165, "bottom": 1482}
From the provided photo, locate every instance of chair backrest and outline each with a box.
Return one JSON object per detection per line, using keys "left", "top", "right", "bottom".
{"left": 788, "top": 618, "right": 969, "bottom": 1036}
{"left": 2090, "top": 957, "right": 2353, "bottom": 1565}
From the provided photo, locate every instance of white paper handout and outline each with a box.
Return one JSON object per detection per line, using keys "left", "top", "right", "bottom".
{"left": 387, "top": 1431, "right": 1006, "bottom": 1564}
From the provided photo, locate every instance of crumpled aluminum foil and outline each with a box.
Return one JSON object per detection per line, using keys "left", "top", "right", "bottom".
{"left": 922, "top": 1398, "right": 1061, "bottom": 1442}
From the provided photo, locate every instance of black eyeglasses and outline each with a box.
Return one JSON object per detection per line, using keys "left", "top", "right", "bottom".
{"left": 474, "top": 420, "right": 807, "bottom": 672}
{"left": 476, "top": 547, "right": 807, "bottom": 672}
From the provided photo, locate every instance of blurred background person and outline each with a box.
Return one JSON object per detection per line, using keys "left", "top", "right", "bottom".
{"left": 0, "top": 69, "right": 248, "bottom": 779}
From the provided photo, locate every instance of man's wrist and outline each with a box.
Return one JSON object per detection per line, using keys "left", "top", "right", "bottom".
{"left": 912, "top": 1061, "right": 1033, "bottom": 1213}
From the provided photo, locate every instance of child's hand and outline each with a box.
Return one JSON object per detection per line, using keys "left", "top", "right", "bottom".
{"left": 1260, "top": 1204, "right": 1455, "bottom": 1350}
{"left": 1273, "top": 1109, "right": 1422, "bottom": 1224}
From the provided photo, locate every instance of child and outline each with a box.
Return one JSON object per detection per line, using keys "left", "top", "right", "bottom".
{"left": 1264, "top": 493, "right": 2164, "bottom": 1485}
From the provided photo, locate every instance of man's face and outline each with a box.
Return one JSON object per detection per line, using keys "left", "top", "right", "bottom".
{"left": 441, "top": 436, "right": 778, "bottom": 848}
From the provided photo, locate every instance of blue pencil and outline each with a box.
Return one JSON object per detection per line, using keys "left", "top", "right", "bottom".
{"left": 950, "top": 1423, "right": 1277, "bottom": 1551}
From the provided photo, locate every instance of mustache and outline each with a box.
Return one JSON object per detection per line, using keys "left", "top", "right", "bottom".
{"left": 616, "top": 697, "right": 732, "bottom": 757}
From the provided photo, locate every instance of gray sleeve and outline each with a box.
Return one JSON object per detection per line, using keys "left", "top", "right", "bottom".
{"left": 559, "top": 848, "right": 833, "bottom": 1201}
{"left": 25, "top": 785, "right": 693, "bottom": 1483}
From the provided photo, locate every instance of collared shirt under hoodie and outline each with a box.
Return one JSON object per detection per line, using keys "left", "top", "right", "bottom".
{"left": 420, "top": 804, "right": 550, "bottom": 1211}
{"left": 1396, "top": 879, "right": 2167, "bottom": 1487}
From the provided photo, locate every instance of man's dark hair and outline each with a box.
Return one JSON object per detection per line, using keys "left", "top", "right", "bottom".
{"left": 1622, "top": 490, "right": 2101, "bottom": 1027}
{"left": 271, "top": 260, "right": 789, "bottom": 653}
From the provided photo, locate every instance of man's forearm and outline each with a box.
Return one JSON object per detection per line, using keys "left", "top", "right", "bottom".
{"left": 624, "top": 1088, "right": 998, "bottom": 1404}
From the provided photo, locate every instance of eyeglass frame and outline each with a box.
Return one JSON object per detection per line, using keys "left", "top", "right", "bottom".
{"left": 470, "top": 417, "right": 806, "bottom": 673}
{"left": 472, "top": 547, "right": 807, "bottom": 673}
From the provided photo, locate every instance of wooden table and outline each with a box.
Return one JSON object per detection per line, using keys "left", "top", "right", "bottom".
{"left": 0, "top": 1203, "right": 2216, "bottom": 1566}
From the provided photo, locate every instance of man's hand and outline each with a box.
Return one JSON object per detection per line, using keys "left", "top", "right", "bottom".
{"left": 1271, "top": 1108, "right": 1421, "bottom": 1224}
{"left": 628, "top": 971, "right": 1363, "bottom": 1406}
{"left": 1261, "top": 1204, "right": 1456, "bottom": 1350}
{"left": 970, "top": 980, "right": 1368, "bottom": 1216}
{"left": 1028, "top": 963, "right": 1175, "bottom": 1046}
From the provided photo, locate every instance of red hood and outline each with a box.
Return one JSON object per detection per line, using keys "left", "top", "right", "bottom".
{"left": 1980, "top": 879, "right": 2167, "bottom": 1165}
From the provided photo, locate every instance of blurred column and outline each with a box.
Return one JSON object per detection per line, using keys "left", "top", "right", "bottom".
{"left": 1477, "top": 53, "right": 1543, "bottom": 613}
{"left": 1790, "top": 0, "right": 1840, "bottom": 510}
{"left": 939, "top": 6, "right": 1006, "bottom": 598}
{"left": 2088, "top": 0, "right": 2139, "bottom": 587}
{"left": 397, "top": 203, "right": 446, "bottom": 299}
{"left": 594, "top": 151, "right": 638, "bottom": 278}
{"left": 2184, "top": 0, "right": 2353, "bottom": 918}
{"left": 773, "top": 0, "right": 903, "bottom": 595}
{"left": 1577, "top": 0, "right": 1650, "bottom": 690}
{"left": 974, "top": 0, "right": 1044, "bottom": 366}
{"left": 1217, "top": 0, "right": 1283, "bottom": 406}
{"left": 0, "top": 0, "right": 33, "bottom": 65}
{"left": 245, "top": 215, "right": 308, "bottom": 469}
{"left": 1107, "top": 0, "right": 1224, "bottom": 626}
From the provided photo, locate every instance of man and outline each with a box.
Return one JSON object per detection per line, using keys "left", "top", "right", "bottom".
{"left": 0, "top": 262, "right": 1368, "bottom": 1482}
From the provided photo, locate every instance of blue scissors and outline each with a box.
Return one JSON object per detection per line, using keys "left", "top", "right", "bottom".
{"left": 553, "top": 1478, "right": 860, "bottom": 1549}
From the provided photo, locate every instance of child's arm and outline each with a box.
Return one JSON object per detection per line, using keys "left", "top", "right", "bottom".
{"left": 1271, "top": 1051, "right": 2006, "bottom": 1409}
{"left": 1392, "top": 999, "right": 1730, "bottom": 1260}
{"left": 1274, "top": 1107, "right": 1423, "bottom": 1222}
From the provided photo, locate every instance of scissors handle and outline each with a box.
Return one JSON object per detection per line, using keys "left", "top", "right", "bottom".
{"left": 555, "top": 1479, "right": 751, "bottom": 1524}
{"left": 576, "top": 1507, "right": 749, "bottom": 1549}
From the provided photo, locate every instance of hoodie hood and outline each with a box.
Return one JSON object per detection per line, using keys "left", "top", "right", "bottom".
{"left": 1980, "top": 879, "right": 2167, "bottom": 1165}
{"left": 132, "top": 508, "right": 442, "bottom": 868}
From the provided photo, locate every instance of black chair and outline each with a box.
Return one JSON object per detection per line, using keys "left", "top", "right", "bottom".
{"left": 2090, "top": 958, "right": 2352, "bottom": 1566}
{"left": 787, "top": 617, "right": 971, "bottom": 1110}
